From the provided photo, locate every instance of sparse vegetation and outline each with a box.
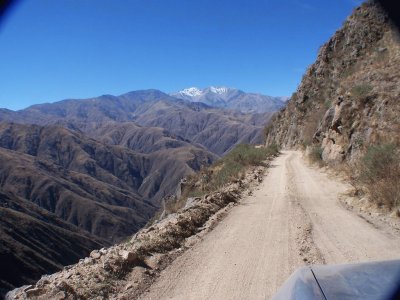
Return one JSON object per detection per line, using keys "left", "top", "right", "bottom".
{"left": 359, "top": 144, "right": 400, "bottom": 209}
{"left": 353, "top": 134, "right": 365, "bottom": 148}
{"left": 324, "top": 99, "right": 332, "bottom": 109}
{"left": 341, "top": 67, "right": 354, "bottom": 78}
{"left": 374, "top": 47, "right": 388, "bottom": 63}
{"left": 205, "top": 143, "right": 279, "bottom": 190}
{"left": 161, "top": 144, "right": 280, "bottom": 216}
{"left": 308, "top": 145, "right": 324, "bottom": 166}
{"left": 351, "top": 83, "right": 373, "bottom": 99}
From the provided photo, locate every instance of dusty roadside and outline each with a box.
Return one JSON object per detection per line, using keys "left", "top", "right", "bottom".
{"left": 313, "top": 159, "right": 400, "bottom": 238}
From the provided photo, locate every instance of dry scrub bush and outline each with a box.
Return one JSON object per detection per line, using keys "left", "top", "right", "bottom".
{"left": 351, "top": 83, "right": 373, "bottom": 99}
{"left": 195, "top": 143, "right": 280, "bottom": 192}
{"left": 171, "top": 143, "right": 280, "bottom": 212}
{"left": 360, "top": 144, "right": 400, "bottom": 209}
{"left": 208, "top": 143, "right": 280, "bottom": 190}
{"left": 308, "top": 145, "right": 324, "bottom": 166}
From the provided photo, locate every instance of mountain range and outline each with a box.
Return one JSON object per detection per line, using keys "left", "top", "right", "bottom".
{"left": 0, "top": 87, "right": 281, "bottom": 295}
{"left": 0, "top": 89, "right": 278, "bottom": 155}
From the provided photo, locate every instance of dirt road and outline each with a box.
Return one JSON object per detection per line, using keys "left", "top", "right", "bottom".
{"left": 139, "top": 151, "right": 400, "bottom": 300}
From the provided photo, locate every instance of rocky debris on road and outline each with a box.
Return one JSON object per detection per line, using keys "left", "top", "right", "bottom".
{"left": 6, "top": 167, "right": 266, "bottom": 300}
{"left": 295, "top": 220, "right": 325, "bottom": 265}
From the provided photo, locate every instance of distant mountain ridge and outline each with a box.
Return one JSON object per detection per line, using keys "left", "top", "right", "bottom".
{"left": 0, "top": 89, "right": 275, "bottom": 155}
{"left": 171, "top": 86, "right": 286, "bottom": 113}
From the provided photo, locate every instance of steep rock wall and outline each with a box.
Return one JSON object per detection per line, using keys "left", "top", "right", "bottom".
{"left": 265, "top": 1, "right": 400, "bottom": 164}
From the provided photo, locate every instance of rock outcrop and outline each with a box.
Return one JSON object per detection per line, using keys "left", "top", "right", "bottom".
{"left": 265, "top": 1, "right": 400, "bottom": 164}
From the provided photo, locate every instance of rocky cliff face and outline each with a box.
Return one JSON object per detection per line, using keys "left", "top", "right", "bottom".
{"left": 265, "top": 1, "right": 400, "bottom": 164}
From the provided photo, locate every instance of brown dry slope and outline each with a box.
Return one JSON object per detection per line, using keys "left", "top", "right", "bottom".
{"left": 139, "top": 151, "right": 400, "bottom": 300}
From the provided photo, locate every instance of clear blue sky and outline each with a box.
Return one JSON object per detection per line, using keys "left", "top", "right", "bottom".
{"left": 0, "top": 0, "right": 361, "bottom": 110}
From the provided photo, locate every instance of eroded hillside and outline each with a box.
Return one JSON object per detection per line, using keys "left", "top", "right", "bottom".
{"left": 0, "top": 122, "right": 216, "bottom": 296}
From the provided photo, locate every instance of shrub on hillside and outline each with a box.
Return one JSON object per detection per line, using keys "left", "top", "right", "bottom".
{"left": 360, "top": 144, "right": 400, "bottom": 208}
{"left": 351, "top": 83, "right": 373, "bottom": 99}
{"left": 308, "top": 145, "right": 324, "bottom": 166}
{"left": 167, "top": 143, "right": 281, "bottom": 212}
{"left": 266, "top": 143, "right": 280, "bottom": 156}
{"left": 224, "top": 143, "right": 279, "bottom": 166}
{"left": 205, "top": 143, "right": 280, "bottom": 191}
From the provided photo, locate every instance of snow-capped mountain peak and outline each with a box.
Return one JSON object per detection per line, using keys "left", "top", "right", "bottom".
{"left": 210, "top": 86, "right": 229, "bottom": 94}
{"left": 171, "top": 86, "right": 286, "bottom": 113}
{"left": 179, "top": 87, "right": 203, "bottom": 97}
